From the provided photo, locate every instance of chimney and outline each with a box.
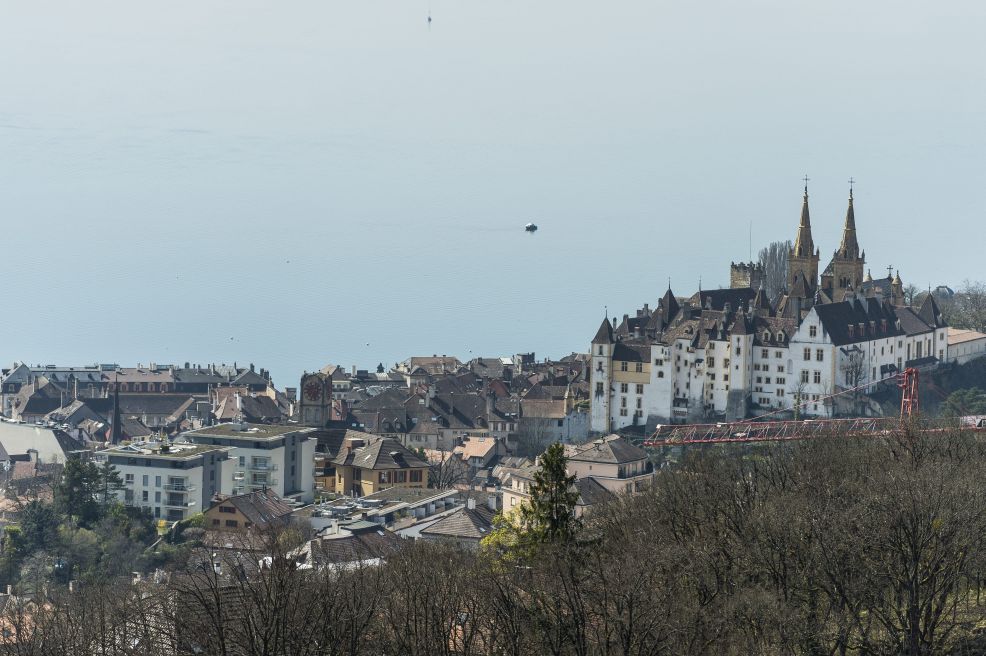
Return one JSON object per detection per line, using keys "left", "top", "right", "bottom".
{"left": 351, "top": 365, "right": 356, "bottom": 377}
{"left": 487, "top": 495, "right": 497, "bottom": 511}
{"left": 466, "top": 497, "right": 476, "bottom": 510}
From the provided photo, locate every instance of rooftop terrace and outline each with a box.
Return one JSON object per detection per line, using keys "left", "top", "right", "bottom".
{"left": 185, "top": 423, "right": 312, "bottom": 440}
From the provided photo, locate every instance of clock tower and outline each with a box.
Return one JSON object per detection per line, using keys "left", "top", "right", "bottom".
{"left": 298, "top": 372, "right": 331, "bottom": 427}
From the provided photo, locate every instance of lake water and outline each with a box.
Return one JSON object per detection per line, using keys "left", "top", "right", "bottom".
{"left": 2, "top": 1, "right": 983, "bottom": 387}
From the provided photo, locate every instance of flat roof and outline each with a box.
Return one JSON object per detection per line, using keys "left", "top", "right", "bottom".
{"left": 948, "top": 327, "right": 986, "bottom": 346}
{"left": 185, "top": 423, "right": 313, "bottom": 440}
{"left": 101, "top": 442, "right": 226, "bottom": 460}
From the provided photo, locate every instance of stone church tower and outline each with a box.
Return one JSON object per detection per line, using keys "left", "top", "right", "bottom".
{"left": 822, "top": 188, "right": 866, "bottom": 303}
{"left": 788, "top": 185, "right": 820, "bottom": 293}
{"left": 589, "top": 317, "right": 614, "bottom": 434}
{"left": 298, "top": 372, "right": 331, "bottom": 427}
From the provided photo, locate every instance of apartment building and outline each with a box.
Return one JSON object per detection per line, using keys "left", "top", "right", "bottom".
{"left": 95, "top": 441, "right": 231, "bottom": 522}
{"left": 183, "top": 423, "right": 316, "bottom": 503}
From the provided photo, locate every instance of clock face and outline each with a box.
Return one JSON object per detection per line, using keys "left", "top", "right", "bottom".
{"left": 304, "top": 382, "right": 321, "bottom": 402}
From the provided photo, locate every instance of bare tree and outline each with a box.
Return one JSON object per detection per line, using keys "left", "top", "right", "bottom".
{"left": 758, "top": 240, "right": 792, "bottom": 300}
{"left": 515, "top": 416, "right": 554, "bottom": 458}
{"left": 839, "top": 346, "right": 867, "bottom": 416}
{"left": 428, "top": 449, "right": 469, "bottom": 489}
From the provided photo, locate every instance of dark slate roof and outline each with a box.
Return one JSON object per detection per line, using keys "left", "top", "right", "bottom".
{"left": 895, "top": 307, "right": 934, "bottom": 336}
{"left": 918, "top": 294, "right": 946, "bottom": 328}
{"left": 118, "top": 394, "right": 196, "bottom": 416}
{"left": 296, "top": 531, "right": 400, "bottom": 568}
{"left": 611, "top": 343, "right": 648, "bottom": 363}
{"left": 420, "top": 505, "right": 495, "bottom": 540}
{"left": 569, "top": 435, "right": 646, "bottom": 464}
{"left": 232, "top": 369, "right": 268, "bottom": 386}
{"left": 730, "top": 309, "right": 752, "bottom": 335}
{"left": 690, "top": 287, "right": 756, "bottom": 312}
{"left": 790, "top": 272, "right": 813, "bottom": 299}
{"left": 814, "top": 299, "right": 904, "bottom": 346}
{"left": 173, "top": 368, "right": 226, "bottom": 385}
{"left": 659, "top": 287, "right": 681, "bottom": 324}
{"left": 592, "top": 318, "right": 615, "bottom": 345}
{"left": 332, "top": 434, "right": 428, "bottom": 470}
{"left": 860, "top": 276, "right": 894, "bottom": 298}
{"left": 217, "top": 490, "right": 294, "bottom": 527}
{"left": 575, "top": 477, "right": 617, "bottom": 507}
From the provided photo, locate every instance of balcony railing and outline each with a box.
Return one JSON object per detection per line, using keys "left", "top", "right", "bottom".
{"left": 163, "top": 498, "right": 196, "bottom": 509}
{"left": 250, "top": 478, "right": 278, "bottom": 488}
{"left": 163, "top": 483, "right": 195, "bottom": 493}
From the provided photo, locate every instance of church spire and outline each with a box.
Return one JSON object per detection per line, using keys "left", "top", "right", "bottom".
{"left": 792, "top": 180, "right": 815, "bottom": 257}
{"left": 836, "top": 185, "right": 860, "bottom": 259}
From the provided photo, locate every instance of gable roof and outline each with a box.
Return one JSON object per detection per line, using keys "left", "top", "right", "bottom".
{"left": 420, "top": 505, "right": 495, "bottom": 540}
{"left": 813, "top": 299, "right": 905, "bottom": 346}
{"left": 569, "top": 434, "right": 646, "bottom": 464}
{"left": 332, "top": 433, "right": 428, "bottom": 470}
{"left": 294, "top": 530, "right": 400, "bottom": 569}
{"left": 574, "top": 477, "right": 617, "bottom": 507}
{"left": 213, "top": 490, "right": 294, "bottom": 527}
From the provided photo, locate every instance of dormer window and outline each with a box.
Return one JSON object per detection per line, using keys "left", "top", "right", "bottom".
{"left": 763, "top": 332, "right": 770, "bottom": 342}
{"left": 776, "top": 332, "right": 785, "bottom": 343}
{"left": 848, "top": 325, "right": 855, "bottom": 337}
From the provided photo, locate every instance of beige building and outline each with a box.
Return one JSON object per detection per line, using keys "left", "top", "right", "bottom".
{"left": 500, "top": 434, "right": 646, "bottom": 515}
{"left": 331, "top": 431, "right": 429, "bottom": 497}
{"left": 565, "top": 435, "right": 655, "bottom": 494}
{"left": 947, "top": 328, "right": 986, "bottom": 365}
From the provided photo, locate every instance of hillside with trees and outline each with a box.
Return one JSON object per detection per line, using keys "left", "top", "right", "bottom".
{"left": 6, "top": 426, "right": 986, "bottom": 653}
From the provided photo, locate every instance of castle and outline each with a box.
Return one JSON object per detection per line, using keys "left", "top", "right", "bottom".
{"left": 590, "top": 185, "right": 948, "bottom": 433}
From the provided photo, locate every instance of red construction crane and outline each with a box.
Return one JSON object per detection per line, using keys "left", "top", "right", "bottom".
{"left": 640, "top": 368, "right": 977, "bottom": 447}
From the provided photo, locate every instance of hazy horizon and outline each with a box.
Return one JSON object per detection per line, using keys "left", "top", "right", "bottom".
{"left": 2, "top": 1, "right": 984, "bottom": 388}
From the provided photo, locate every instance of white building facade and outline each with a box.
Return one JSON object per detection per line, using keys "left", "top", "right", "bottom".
{"left": 183, "top": 423, "right": 317, "bottom": 503}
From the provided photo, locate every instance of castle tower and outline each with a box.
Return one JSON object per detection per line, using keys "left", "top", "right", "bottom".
{"left": 891, "top": 270, "right": 905, "bottom": 306}
{"left": 827, "top": 187, "right": 866, "bottom": 303}
{"left": 730, "top": 261, "right": 764, "bottom": 290}
{"left": 788, "top": 185, "right": 820, "bottom": 295}
{"left": 590, "top": 317, "right": 615, "bottom": 434}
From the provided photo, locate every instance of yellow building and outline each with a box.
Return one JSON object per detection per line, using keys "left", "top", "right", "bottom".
{"left": 331, "top": 431, "right": 429, "bottom": 497}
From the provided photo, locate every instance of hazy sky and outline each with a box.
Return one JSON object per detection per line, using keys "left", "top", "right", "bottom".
{"left": 2, "top": 1, "right": 984, "bottom": 386}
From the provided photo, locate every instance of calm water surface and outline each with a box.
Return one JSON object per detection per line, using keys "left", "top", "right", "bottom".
{"left": 1, "top": 1, "right": 984, "bottom": 386}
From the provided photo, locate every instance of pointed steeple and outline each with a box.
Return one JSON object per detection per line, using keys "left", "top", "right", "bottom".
{"left": 659, "top": 285, "right": 680, "bottom": 324}
{"left": 792, "top": 185, "right": 815, "bottom": 257}
{"left": 836, "top": 187, "right": 860, "bottom": 259}
{"left": 592, "top": 317, "right": 614, "bottom": 345}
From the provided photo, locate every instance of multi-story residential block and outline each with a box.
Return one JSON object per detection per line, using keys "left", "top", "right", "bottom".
{"left": 183, "top": 423, "right": 316, "bottom": 503}
{"left": 95, "top": 441, "right": 231, "bottom": 522}
{"left": 591, "top": 185, "right": 948, "bottom": 432}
